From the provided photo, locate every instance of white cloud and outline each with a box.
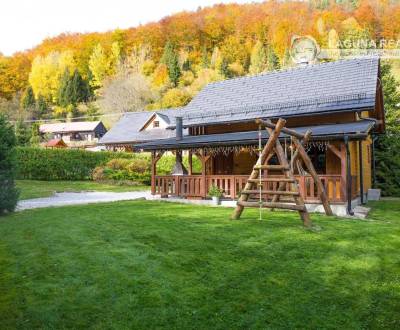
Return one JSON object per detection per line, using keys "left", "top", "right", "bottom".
{"left": 0, "top": 0, "right": 262, "bottom": 56}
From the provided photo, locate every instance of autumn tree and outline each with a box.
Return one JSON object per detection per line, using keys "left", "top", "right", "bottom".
{"left": 29, "top": 51, "right": 75, "bottom": 102}
{"left": 249, "top": 41, "right": 268, "bottom": 74}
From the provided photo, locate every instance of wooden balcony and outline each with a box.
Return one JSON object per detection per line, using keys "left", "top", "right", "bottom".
{"left": 154, "top": 174, "right": 357, "bottom": 204}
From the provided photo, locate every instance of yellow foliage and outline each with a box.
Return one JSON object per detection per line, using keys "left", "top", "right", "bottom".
{"left": 152, "top": 63, "right": 169, "bottom": 88}
{"left": 228, "top": 62, "right": 245, "bottom": 77}
{"left": 160, "top": 88, "right": 191, "bottom": 108}
{"left": 29, "top": 51, "right": 75, "bottom": 102}
{"left": 179, "top": 71, "right": 195, "bottom": 87}
{"left": 141, "top": 60, "right": 156, "bottom": 76}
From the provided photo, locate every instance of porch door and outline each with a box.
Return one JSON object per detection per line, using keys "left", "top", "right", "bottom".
{"left": 213, "top": 153, "right": 233, "bottom": 174}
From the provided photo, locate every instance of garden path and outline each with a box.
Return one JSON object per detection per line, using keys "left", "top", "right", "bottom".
{"left": 17, "top": 191, "right": 152, "bottom": 211}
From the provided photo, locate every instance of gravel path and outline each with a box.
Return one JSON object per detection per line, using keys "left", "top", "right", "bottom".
{"left": 17, "top": 191, "right": 152, "bottom": 211}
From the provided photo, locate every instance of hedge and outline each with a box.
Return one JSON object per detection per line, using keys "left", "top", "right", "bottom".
{"left": 16, "top": 147, "right": 136, "bottom": 181}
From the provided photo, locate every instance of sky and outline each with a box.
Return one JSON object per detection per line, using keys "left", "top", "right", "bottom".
{"left": 0, "top": 0, "right": 262, "bottom": 56}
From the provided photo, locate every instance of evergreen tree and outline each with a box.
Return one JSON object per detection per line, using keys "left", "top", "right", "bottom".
{"left": 0, "top": 114, "right": 19, "bottom": 215}
{"left": 375, "top": 63, "right": 400, "bottom": 196}
{"left": 36, "top": 95, "right": 48, "bottom": 117}
{"left": 29, "top": 122, "right": 41, "bottom": 146}
{"left": 249, "top": 41, "right": 268, "bottom": 74}
{"left": 219, "top": 58, "right": 232, "bottom": 78}
{"left": 266, "top": 46, "right": 280, "bottom": 71}
{"left": 21, "top": 86, "right": 35, "bottom": 110}
{"left": 161, "top": 41, "right": 181, "bottom": 87}
{"left": 71, "top": 69, "right": 91, "bottom": 103}
{"left": 15, "top": 120, "right": 31, "bottom": 146}
{"left": 58, "top": 68, "right": 72, "bottom": 107}
{"left": 201, "top": 46, "right": 209, "bottom": 68}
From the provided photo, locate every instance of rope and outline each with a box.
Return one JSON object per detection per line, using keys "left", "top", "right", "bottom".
{"left": 258, "top": 125, "right": 262, "bottom": 221}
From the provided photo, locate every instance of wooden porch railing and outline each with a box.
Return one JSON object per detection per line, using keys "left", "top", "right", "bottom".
{"left": 154, "top": 174, "right": 356, "bottom": 203}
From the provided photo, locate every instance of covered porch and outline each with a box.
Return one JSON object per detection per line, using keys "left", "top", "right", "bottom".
{"left": 140, "top": 120, "right": 375, "bottom": 205}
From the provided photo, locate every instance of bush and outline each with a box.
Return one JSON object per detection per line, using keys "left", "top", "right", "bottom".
{"left": 0, "top": 115, "right": 19, "bottom": 215}
{"left": 16, "top": 147, "right": 136, "bottom": 181}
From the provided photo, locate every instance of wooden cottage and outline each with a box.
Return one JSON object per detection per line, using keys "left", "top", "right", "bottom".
{"left": 136, "top": 58, "right": 385, "bottom": 215}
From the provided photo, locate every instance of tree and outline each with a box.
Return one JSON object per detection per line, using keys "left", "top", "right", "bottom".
{"left": 58, "top": 68, "right": 91, "bottom": 107}
{"left": 89, "top": 44, "right": 113, "bottom": 91}
{"left": 161, "top": 41, "right": 181, "bottom": 87}
{"left": 35, "top": 95, "right": 48, "bottom": 118}
{"left": 249, "top": 41, "right": 268, "bottom": 74}
{"left": 15, "top": 120, "right": 31, "bottom": 146}
{"left": 0, "top": 114, "right": 19, "bottom": 215}
{"left": 29, "top": 51, "right": 75, "bottom": 102}
{"left": 21, "top": 86, "right": 35, "bottom": 110}
{"left": 375, "top": 63, "right": 400, "bottom": 196}
{"left": 266, "top": 45, "right": 280, "bottom": 71}
{"left": 99, "top": 72, "right": 154, "bottom": 119}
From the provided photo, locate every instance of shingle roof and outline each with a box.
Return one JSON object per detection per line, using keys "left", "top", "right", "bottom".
{"left": 136, "top": 119, "right": 375, "bottom": 150}
{"left": 99, "top": 108, "right": 185, "bottom": 145}
{"left": 179, "top": 58, "right": 379, "bottom": 127}
{"left": 40, "top": 121, "right": 103, "bottom": 133}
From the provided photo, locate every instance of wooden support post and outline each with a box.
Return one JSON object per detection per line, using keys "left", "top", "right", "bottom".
{"left": 328, "top": 143, "right": 347, "bottom": 203}
{"left": 293, "top": 138, "right": 333, "bottom": 216}
{"left": 151, "top": 151, "right": 164, "bottom": 195}
{"left": 231, "top": 118, "right": 286, "bottom": 220}
{"left": 188, "top": 150, "right": 193, "bottom": 175}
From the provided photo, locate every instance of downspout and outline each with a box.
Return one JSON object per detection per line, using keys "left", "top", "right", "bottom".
{"left": 344, "top": 136, "right": 354, "bottom": 215}
{"left": 358, "top": 140, "right": 364, "bottom": 205}
{"left": 371, "top": 135, "right": 378, "bottom": 187}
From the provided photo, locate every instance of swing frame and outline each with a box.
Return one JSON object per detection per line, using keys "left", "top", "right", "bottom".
{"left": 231, "top": 118, "right": 333, "bottom": 226}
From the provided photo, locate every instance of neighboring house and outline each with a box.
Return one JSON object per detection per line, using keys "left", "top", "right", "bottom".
{"left": 99, "top": 109, "right": 186, "bottom": 151}
{"left": 39, "top": 121, "right": 107, "bottom": 148}
{"left": 135, "top": 58, "right": 385, "bottom": 215}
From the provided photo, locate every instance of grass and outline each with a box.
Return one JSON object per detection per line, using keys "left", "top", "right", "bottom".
{"left": 16, "top": 180, "right": 150, "bottom": 200}
{"left": 0, "top": 200, "right": 399, "bottom": 329}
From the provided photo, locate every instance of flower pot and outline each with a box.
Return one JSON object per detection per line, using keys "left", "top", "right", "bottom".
{"left": 211, "top": 196, "right": 220, "bottom": 206}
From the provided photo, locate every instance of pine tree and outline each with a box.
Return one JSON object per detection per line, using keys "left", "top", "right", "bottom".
{"left": 21, "top": 86, "right": 35, "bottom": 110}
{"left": 266, "top": 46, "right": 280, "bottom": 71}
{"left": 161, "top": 41, "right": 181, "bottom": 87}
{"left": 0, "top": 114, "right": 19, "bottom": 215}
{"left": 219, "top": 58, "right": 231, "bottom": 78}
{"left": 15, "top": 120, "right": 31, "bottom": 146}
{"left": 58, "top": 68, "right": 72, "bottom": 107}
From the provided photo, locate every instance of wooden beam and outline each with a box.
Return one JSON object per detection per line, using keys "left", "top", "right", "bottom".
{"left": 256, "top": 118, "right": 305, "bottom": 139}
{"left": 293, "top": 137, "right": 333, "bottom": 216}
{"left": 247, "top": 178, "right": 296, "bottom": 183}
{"left": 231, "top": 118, "right": 286, "bottom": 220}
{"left": 151, "top": 151, "right": 164, "bottom": 195}
{"left": 327, "top": 144, "right": 342, "bottom": 159}
{"left": 237, "top": 201, "right": 306, "bottom": 211}
{"left": 254, "top": 164, "right": 289, "bottom": 170}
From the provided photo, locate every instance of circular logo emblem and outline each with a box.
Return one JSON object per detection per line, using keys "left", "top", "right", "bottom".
{"left": 290, "top": 36, "right": 320, "bottom": 64}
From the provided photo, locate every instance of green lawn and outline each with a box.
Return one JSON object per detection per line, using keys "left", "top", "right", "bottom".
{"left": 0, "top": 201, "right": 399, "bottom": 329}
{"left": 16, "top": 180, "right": 150, "bottom": 200}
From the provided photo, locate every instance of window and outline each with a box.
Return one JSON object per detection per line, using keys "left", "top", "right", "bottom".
{"left": 153, "top": 121, "right": 160, "bottom": 128}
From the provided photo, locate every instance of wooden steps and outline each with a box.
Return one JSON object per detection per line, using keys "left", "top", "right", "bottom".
{"left": 237, "top": 201, "right": 306, "bottom": 211}
{"left": 241, "top": 190, "right": 300, "bottom": 196}
{"left": 254, "top": 164, "right": 289, "bottom": 170}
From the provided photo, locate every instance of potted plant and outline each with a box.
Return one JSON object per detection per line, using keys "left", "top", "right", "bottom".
{"left": 208, "top": 185, "right": 223, "bottom": 205}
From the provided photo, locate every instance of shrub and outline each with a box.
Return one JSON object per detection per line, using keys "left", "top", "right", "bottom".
{"left": 16, "top": 147, "right": 136, "bottom": 181}
{"left": 0, "top": 115, "right": 19, "bottom": 215}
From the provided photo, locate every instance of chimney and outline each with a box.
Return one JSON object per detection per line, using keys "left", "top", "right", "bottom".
{"left": 176, "top": 116, "right": 183, "bottom": 141}
{"left": 171, "top": 151, "right": 188, "bottom": 175}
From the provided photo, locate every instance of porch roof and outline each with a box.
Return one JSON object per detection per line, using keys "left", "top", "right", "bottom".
{"left": 136, "top": 119, "right": 375, "bottom": 151}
